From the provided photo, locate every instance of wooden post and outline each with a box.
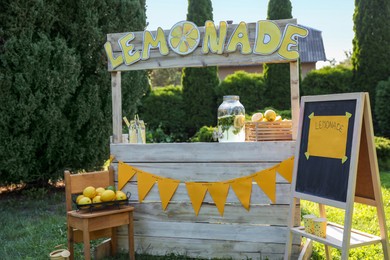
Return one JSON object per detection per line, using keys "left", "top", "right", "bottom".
{"left": 111, "top": 71, "right": 122, "bottom": 143}
{"left": 290, "top": 61, "right": 300, "bottom": 140}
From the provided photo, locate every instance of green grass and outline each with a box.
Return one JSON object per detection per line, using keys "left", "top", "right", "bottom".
{"left": 302, "top": 171, "right": 390, "bottom": 259}
{"left": 1, "top": 173, "right": 390, "bottom": 259}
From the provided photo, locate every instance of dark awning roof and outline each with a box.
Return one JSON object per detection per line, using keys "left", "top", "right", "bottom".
{"left": 298, "top": 25, "right": 327, "bottom": 62}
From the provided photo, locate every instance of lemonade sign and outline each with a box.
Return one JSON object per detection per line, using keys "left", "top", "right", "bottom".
{"left": 104, "top": 19, "right": 308, "bottom": 71}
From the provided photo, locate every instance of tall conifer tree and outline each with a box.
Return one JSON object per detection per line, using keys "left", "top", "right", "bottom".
{"left": 352, "top": 0, "right": 390, "bottom": 132}
{"left": 182, "top": 0, "right": 219, "bottom": 137}
{"left": 0, "top": 0, "right": 148, "bottom": 185}
{"left": 263, "top": 0, "right": 293, "bottom": 110}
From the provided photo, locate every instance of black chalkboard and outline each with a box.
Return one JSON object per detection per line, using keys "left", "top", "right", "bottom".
{"left": 295, "top": 99, "right": 357, "bottom": 203}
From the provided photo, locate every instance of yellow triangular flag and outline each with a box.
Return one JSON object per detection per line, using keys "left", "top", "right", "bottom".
{"left": 118, "top": 161, "right": 136, "bottom": 191}
{"left": 185, "top": 182, "right": 208, "bottom": 216}
{"left": 207, "top": 182, "right": 230, "bottom": 216}
{"left": 137, "top": 171, "right": 157, "bottom": 202}
{"left": 277, "top": 156, "right": 294, "bottom": 183}
{"left": 229, "top": 176, "right": 253, "bottom": 211}
{"left": 253, "top": 167, "right": 277, "bottom": 203}
{"left": 157, "top": 177, "right": 180, "bottom": 211}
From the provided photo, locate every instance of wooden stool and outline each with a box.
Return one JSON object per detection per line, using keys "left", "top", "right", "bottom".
{"left": 65, "top": 168, "right": 135, "bottom": 260}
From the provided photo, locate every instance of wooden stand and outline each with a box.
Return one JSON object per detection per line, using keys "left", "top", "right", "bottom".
{"left": 284, "top": 93, "right": 390, "bottom": 260}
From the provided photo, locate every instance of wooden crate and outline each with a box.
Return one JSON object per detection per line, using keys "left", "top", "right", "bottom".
{"left": 245, "top": 120, "right": 293, "bottom": 141}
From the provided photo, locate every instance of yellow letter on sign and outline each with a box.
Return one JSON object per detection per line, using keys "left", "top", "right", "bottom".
{"left": 253, "top": 20, "right": 281, "bottom": 55}
{"left": 306, "top": 112, "right": 352, "bottom": 163}
{"left": 278, "top": 24, "right": 308, "bottom": 60}
{"left": 104, "top": 41, "right": 124, "bottom": 69}
{"left": 202, "top": 21, "right": 227, "bottom": 54}
{"left": 119, "top": 32, "right": 141, "bottom": 65}
{"left": 226, "top": 22, "right": 252, "bottom": 54}
{"left": 142, "top": 27, "right": 169, "bottom": 60}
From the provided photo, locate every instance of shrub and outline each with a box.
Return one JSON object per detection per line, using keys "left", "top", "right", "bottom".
{"left": 375, "top": 137, "right": 390, "bottom": 171}
{"left": 190, "top": 126, "right": 216, "bottom": 142}
{"left": 216, "top": 71, "right": 267, "bottom": 114}
{"left": 375, "top": 77, "right": 390, "bottom": 138}
{"left": 301, "top": 65, "right": 352, "bottom": 96}
{"left": 138, "top": 85, "right": 187, "bottom": 142}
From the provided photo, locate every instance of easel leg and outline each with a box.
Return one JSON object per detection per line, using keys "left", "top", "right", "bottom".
{"left": 319, "top": 204, "right": 332, "bottom": 260}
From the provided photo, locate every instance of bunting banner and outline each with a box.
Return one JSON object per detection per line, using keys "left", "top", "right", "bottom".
{"left": 185, "top": 182, "right": 208, "bottom": 216}
{"left": 117, "top": 156, "right": 295, "bottom": 216}
{"left": 253, "top": 166, "right": 277, "bottom": 204}
{"left": 157, "top": 177, "right": 180, "bottom": 210}
{"left": 118, "top": 161, "right": 137, "bottom": 190}
{"left": 207, "top": 182, "right": 230, "bottom": 216}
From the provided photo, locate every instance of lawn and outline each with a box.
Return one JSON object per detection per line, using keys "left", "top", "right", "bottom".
{"left": 0, "top": 172, "right": 389, "bottom": 260}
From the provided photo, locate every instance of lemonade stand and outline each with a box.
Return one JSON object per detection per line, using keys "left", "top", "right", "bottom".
{"left": 105, "top": 19, "right": 308, "bottom": 259}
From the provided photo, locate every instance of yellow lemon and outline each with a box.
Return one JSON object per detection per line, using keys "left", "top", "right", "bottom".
{"left": 95, "top": 187, "right": 105, "bottom": 196}
{"left": 168, "top": 21, "right": 200, "bottom": 55}
{"left": 262, "top": 118, "right": 268, "bottom": 122}
{"left": 92, "top": 195, "right": 102, "bottom": 207}
{"left": 76, "top": 194, "right": 85, "bottom": 204}
{"left": 233, "top": 115, "right": 245, "bottom": 128}
{"left": 264, "top": 110, "right": 276, "bottom": 122}
{"left": 100, "top": 190, "right": 116, "bottom": 202}
{"left": 251, "top": 112, "right": 263, "bottom": 122}
{"left": 275, "top": 115, "right": 282, "bottom": 121}
{"left": 83, "top": 186, "right": 96, "bottom": 198}
{"left": 115, "top": 191, "right": 127, "bottom": 201}
{"left": 78, "top": 197, "right": 92, "bottom": 209}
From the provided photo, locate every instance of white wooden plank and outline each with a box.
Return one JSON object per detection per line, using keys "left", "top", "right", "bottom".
{"left": 123, "top": 182, "right": 292, "bottom": 204}
{"left": 112, "top": 162, "right": 290, "bottom": 183}
{"left": 117, "top": 235, "right": 301, "bottom": 260}
{"left": 131, "top": 202, "right": 300, "bottom": 226}
{"left": 111, "top": 71, "right": 122, "bottom": 143}
{"left": 290, "top": 61, "right": 300, "bottom": 140}
{"left": 110, "top": 141, "right": 296, "bottom": 162}
{"left": 118, "top": 220, "right": 298, "bottom": 244}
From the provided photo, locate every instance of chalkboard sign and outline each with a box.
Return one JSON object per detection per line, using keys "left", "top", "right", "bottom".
{"left": 286, "top": 92, "right": 390, "bottom": 260}
{"left": 291, "top": 93, "right": 367, "bottom": 207}
{"left": 295, "top": 99, "right": 357, "bottom": 202}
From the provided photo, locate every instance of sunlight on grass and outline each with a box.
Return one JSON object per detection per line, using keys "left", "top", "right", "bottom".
{"left": 301, "top": 172, "right": 390, "bottom": 259}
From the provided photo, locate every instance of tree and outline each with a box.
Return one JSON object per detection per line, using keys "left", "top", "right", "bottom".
{"left": 263, "top": 0, "right": 293, "bottom": 110}
{"left": 352, "top": 0, "right": 390, "bottom": 133}
{"left": 182, "top": 0, "right": 219, "bottom": 137}
{"left": 0, "top": 0, "right": 148, "bottom": 186}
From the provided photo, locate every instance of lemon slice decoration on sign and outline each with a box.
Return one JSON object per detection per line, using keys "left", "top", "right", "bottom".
{"left": 168, "top": 21, "right": 200, "bottom": 55}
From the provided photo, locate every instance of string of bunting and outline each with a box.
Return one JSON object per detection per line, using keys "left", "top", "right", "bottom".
{"left": 117, "top": 156, "right": 294, "bottom": 216}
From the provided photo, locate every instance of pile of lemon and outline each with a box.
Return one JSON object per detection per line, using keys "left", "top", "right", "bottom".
{"left": 76, "top": 186, "right": 127, "bottom": 207}
{"left": 251, "top": 109, "right": 283, "bottom": 122}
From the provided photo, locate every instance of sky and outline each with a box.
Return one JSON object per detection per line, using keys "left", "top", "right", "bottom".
{"left": 145, "top": 0, "right": 355, "bottom": 68}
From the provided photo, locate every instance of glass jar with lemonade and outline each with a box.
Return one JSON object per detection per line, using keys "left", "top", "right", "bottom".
{"left": 217, "top": 95, "right": 245, "bottom": 142}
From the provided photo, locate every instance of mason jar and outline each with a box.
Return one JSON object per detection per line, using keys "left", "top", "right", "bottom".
{"left": 217, "top": 95, "right": 245, "bottom": 142}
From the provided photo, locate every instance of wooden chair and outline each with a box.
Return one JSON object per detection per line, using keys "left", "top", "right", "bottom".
{"left": 65, "top": 167, "right": 135, "bottom": 260}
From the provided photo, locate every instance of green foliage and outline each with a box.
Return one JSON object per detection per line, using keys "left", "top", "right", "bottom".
{"left": 352, "top": 0, "right": 390, "bottom": 127}
{"left": 301, "top": 65, "right": 352, "bottom": 96}
{"left": 375, "top": 77, "right": 390, "bottom": 138}
{"left": 182, "top": 0, "right": 219, "bottom": 137}
{"left": 149, "top": 68, "right": 182, "bottom": 87}
{"left": 139, "top": 86, "right": 187, "bottom": 142}
{"left": 263, "top": 0, "right": 293, "bottom": 110}
{"left": 0, "top": 0, "right": 148, "bottom": 185}
{"left": 375, "top": 137, "right": 390, "bottom": 171}
{"left": 190, "top": 126, "right": 217, "bottom": 142}
{"left": 216, "top": 71, "right": 266, "bottom": 114}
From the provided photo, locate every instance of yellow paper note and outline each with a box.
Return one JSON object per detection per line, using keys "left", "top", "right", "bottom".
{"left": 207, "top": 182, "right": 230, "bottom": 216}
{"left": 307, "top": 113, "right": 350, "bottom": 162}
{"left": 137, "top": 171, "right": 157, "bottom": 202}
{"left": 229, "top": 176, "right": 252, "bottom": 211}
{"left": 277, "top": 156, "right": 294, "bottom": 183}
{"left": 253, "top": 167, "right": 277, "bottom": 203}
{"left": 185, "top": 182, "right": 208, "bottom": 216}
{"left": 118, "top": 161, "right": 136, "bottom": 191}
{"left": 157, "top": 178, "right": 180, "bottom": 211}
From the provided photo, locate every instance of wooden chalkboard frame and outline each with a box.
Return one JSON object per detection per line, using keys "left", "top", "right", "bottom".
{"left": 284, "top": 92, "right": 390, "bottom": 260}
